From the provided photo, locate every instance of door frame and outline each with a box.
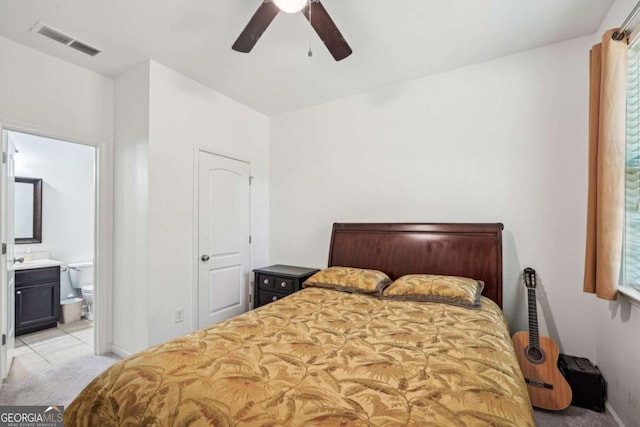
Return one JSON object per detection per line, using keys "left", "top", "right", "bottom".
{"left": 1, "top": 130, "right": 16, "bottom": 381}
{"left": 0, "top": 120, "right": 113, "bottom": 356}
{"left": 192, "top": 145, "right": 252, "bottom": 331}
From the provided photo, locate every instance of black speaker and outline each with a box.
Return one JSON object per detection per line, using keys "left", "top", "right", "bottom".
{"left": 558, "top": 354, "right": 607, "bottom": 413}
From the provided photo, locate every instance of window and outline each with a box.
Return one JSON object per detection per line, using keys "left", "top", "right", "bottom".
{"left": 623, "top": 40, "right": 640, "bottom": 304}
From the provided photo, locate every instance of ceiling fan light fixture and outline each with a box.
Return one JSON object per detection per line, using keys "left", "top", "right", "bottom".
{"left": 272, "top": 0, "right": 306, "bottom": 14}
{"left": 232, "top": 0, "right": 352, "bottom": 61}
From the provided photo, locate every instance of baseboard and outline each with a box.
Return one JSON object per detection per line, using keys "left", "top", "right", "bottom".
{"left": 109, "top": 344, "right": 132, "bottom": 359}
{"left": 606, "top": 402, "right": 626, "bottom": 427}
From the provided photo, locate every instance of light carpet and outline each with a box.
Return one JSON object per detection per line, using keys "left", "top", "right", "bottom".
{"left": 0, "top": 354, "right": 621, "bottom": 426}
{"left": 534, "top": 406, "right": 618, "bottom": 427}
{"left": 0, "top": 353, "right": 120, "bottom": 407}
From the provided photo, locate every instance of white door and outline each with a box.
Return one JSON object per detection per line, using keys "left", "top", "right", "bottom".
{"left": 198, "top": 151, "right": 250, "bottom": 329}
{"left": 0, "top": 129, "right": 16, "bottom": 381}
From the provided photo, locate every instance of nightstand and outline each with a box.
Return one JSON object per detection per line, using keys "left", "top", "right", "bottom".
{"left": 253, "top": 265, "right": 320, "bottom": 309}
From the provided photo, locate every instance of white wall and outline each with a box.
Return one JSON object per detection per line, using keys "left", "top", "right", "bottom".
{"left": 0, "top": 36, "right": 113, "bottom": 145}
{"left": 146, "top": 61, "right": 269, "bottom": 346}
{"left": 271, "top": 36, "right": 598, "bottom": 361}
{"left": 591, "top": 1, "right": 640, "bottom": 426}
{"left": 111, "top": 60, "right": 269, "bottom": 353}
{"left": 0, "top": 35, "right": 114, "bottom": 354}
{"left": 11, "top": 132, "right": 95, "bottom": 300}
{"left": 112, "top": 61, "right": 150, "bottom": 354}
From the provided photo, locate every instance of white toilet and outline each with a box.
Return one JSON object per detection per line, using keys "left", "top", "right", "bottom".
{"left": 68, "top": 261, "right": 94, "bottom": 320}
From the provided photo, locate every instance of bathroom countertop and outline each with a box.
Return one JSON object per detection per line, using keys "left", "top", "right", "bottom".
{"left": 12, "top": 258, "right": 64, "bottom": 271}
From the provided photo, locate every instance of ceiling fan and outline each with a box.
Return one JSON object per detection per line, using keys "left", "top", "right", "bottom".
{"left": 232, "top": 0, "right": 352, "bottom": 61}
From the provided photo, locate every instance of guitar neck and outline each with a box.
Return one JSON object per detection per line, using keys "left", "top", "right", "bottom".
{"left": 527, "top": 288, "right": 540, "bottom": 350}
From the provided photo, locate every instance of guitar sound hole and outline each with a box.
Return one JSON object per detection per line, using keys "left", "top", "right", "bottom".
{"left": 525, "top": 346, "right": 546, "bottom": 364}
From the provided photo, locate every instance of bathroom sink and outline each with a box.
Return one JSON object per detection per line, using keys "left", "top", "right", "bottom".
{"left": 12, "top": 258, "right": 64, "bottom": 271}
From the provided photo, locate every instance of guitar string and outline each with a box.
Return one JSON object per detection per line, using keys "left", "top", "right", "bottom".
{"left": 526, "top": 275, "right": 540, "bottom": 350}
{"left": 528, "top": 289, "right": 539, "bottom": 348}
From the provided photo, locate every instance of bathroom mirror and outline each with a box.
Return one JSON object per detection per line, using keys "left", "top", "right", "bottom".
{"left": 15, "top": 177, "right": 42, "bottom": 244}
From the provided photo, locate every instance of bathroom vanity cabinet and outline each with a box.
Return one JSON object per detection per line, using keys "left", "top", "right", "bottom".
{"left": 15, "top": 266, "right": 60, "bottom": 336}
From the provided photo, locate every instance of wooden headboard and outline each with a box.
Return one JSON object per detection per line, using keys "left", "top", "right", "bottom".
{"left": 328, "top": 223, "right": 504, "bottom": 308}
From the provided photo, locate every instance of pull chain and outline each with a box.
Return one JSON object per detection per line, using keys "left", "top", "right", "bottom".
{"left": 308, "top": 0, "right": 313, "bottom": 57}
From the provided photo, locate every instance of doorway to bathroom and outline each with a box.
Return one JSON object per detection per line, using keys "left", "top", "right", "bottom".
{"left": 0, "top": 129, "right": 97, "bottom": 382}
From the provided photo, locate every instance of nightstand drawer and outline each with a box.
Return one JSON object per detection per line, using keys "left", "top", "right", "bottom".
{"left": 253, "top": 265, "right": 320, "bottom": 309}
{"left": 274, "top": 278, "right": 293, "bottom": 291}
{"left": 258, "top": 274, "right": 275, "bottom": 290}
{"left": 259, "top": 290, "right": 286, "bottom": 305}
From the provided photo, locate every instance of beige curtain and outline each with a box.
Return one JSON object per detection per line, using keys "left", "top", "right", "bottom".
{"left": 584, "top": 29, "right": 628, "bottom": 300}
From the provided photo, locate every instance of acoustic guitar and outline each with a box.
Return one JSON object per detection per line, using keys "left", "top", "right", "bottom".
{"left": 512, "top": 267, "right": 572, "bottom": 410}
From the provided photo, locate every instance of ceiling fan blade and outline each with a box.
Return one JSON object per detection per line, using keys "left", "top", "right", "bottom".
{"left": 302, "top": 1, "right": 352, "bottom": 61}
{"left": 232, "top": 1, "right": 280, "bottom": 53}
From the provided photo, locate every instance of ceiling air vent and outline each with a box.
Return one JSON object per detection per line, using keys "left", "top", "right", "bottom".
{"left": 31, "top": 22, "right": 102, "bottom": 57}
{"left": 36, "top": 25, "right": 73, "bottom": 45}
{"left": 68, "top": 40, "right": 101, "bottom": 57}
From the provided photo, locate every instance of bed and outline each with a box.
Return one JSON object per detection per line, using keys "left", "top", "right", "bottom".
{"left": 66, "top": 223, "right": 534, "bottom": 426}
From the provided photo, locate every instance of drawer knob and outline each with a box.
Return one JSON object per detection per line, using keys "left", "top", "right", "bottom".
{"left": 16, "top": 291, "right": 21, "bottom": 295}
{"left": 280, "top": 281, "right": 287, "bottom": 288}
{"left": 272, "top": 296, "right": 278, "bottom": 301}
{"left": 263, "top": 279, "right": 269, "bottom": 285}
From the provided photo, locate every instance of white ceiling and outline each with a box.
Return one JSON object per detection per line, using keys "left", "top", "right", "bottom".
{"left": 0, "top": 0, "right": 614, "bottom": 115}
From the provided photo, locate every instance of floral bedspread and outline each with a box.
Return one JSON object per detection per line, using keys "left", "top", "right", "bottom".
{"left": 66, "top": 288, "right": 534, "bottom": 426}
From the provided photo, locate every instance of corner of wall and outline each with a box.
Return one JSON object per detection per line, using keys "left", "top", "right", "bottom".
{"left": 112, "top": 61, "right": 152, "bottom": 353}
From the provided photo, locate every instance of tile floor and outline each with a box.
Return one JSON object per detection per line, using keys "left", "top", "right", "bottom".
{"left": 12, "top": 320, "right": 93, "bottom": 375}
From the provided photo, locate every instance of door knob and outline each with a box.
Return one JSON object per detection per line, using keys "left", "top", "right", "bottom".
{"left": 201, "top": 254, "right": 210, "bottom": 262}
{"left": 16, "top": 291, "right": 21, "bottom": 295}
